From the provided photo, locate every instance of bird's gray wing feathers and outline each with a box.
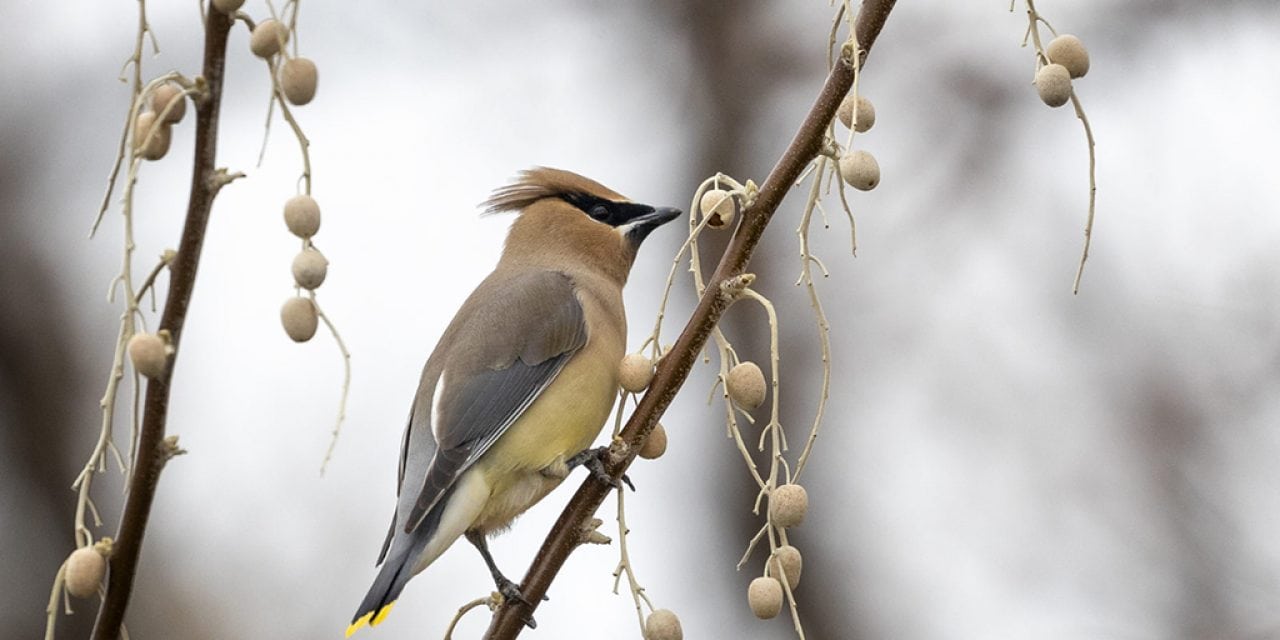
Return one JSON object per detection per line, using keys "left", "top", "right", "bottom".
{"left": 376, "top": 400, "right": 423, "bottom": 566}
{"left": 399, "top": 269, "right": 587, "bottom": 535}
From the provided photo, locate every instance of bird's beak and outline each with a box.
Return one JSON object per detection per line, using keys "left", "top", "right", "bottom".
{"left": 622, "top": 206, "right": 682, "bottom": 245}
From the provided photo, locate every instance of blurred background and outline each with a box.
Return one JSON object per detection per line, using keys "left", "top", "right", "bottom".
{"left": 4, "top": 0, "right": 1279, "bottom": 638}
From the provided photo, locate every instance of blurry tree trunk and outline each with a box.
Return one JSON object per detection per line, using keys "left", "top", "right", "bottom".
{"left": 0, "top": 133, "right": 100, "bottom": 638}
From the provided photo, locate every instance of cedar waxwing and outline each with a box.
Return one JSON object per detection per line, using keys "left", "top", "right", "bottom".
{"left": 347, "top": 168, "right": 680, "bottom": 636}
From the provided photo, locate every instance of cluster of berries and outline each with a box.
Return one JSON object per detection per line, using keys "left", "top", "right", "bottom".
{"left": 1034, "top": 34, "right": 1090, "bottom": 108}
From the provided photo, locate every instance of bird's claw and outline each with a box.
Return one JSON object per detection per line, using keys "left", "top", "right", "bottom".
{"left": 568, "top": 446, "right": 635, "bottom": 491}
{"left": 496, "top": 577, "right": 532, "bottom": 608}
{"left": 495, "top": 578, "right": 540, "bottom": 628}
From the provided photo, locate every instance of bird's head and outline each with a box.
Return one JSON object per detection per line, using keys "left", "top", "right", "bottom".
{"left": 483, "top": 167, "right": 682, "bottom": 284}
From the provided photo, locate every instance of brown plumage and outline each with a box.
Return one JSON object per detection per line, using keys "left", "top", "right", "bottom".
{"left": 348, "top": 168, "right": 680, "bottom": 636}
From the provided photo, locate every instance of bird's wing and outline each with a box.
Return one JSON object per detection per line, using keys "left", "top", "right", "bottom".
{"left": 398, "top": 269, "right": 588, "bottom": 535}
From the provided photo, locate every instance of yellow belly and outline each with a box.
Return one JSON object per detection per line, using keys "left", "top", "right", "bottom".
{"left": 470, "top": 335, "right": 620, "bottom": 533}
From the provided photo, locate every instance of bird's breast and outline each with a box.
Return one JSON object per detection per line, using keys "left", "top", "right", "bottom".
{"left": 471, "top": 285, "right": 624, "bottom": 532}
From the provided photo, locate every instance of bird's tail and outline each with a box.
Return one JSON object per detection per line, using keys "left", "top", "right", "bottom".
{"left": 347, "top": 485, "right": 458, "bottom": 637}
{"left": 346, "top": 548, "right": 412, "bottom": 637}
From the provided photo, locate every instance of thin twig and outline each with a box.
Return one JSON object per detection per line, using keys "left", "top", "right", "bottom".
{"left": 266, "top": 57, "right": 312, "bottom": 193}
{"left": 443, "top": 596, "right": 494, "bottom": 640}
{"left": 91, "top": 0, "right": 152, "bottom": 238}
{"left": 736, "top": 523, "right": 770, "bottom": 571}
{"left": 645, "top": 174, "right": 747, "bottom": 361}
{"left": 1022, "top": 0, "right": 1099, "bottom": 293}
{"left": 43, "top": 561, "right": 67, "bottom": 640}
{"left": 738, "top": 286, "right": 805, "bottom": 640}
{"left": 610, "top": 487, "right": 655, "bottom": 635}
{"left": 256, "top": 19, "right": 348, "bottom": 471}
{"left": 792, "top": 159, "right": 832, "bottom": 482}
{"left": 78, "top": 75, "right": 194, "bottom": 556}
{"left": 1069, "top": 89, "right": 1097, "bottom": 295}
{"left": 742, "top": 288, "right": 784, "bottom": 456}
{"left": 315, "top": 296, "right": 352, "bottom": 475}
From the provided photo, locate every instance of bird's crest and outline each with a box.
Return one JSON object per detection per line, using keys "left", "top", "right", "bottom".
{"left": 482, "top": 167, "right": 627, "bottom": 215}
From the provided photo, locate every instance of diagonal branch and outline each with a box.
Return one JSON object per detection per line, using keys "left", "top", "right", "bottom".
{"left": 483, "top": 1, "right": 898, "bottom": 637}
{"left": 90, "top": 9, "right": 235, "bottom": 640}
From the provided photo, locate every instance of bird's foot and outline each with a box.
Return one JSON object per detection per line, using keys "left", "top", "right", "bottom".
{"left": 566, "top": 446, "right": 635, "bottom": 491}
{"left": 495, "top": 576, "right": 532, "bottom": 608}
{"left": 466, "top": 529, "right": 547, "bottom": 629}
{"left": 494, "top": 577, "right": 547, "bottom": 629}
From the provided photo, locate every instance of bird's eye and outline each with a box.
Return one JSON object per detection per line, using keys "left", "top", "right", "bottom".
{"left": 588, "top": 205, "right": 610, "bottom": 221}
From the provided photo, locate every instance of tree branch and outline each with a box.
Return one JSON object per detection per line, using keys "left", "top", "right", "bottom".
{"left": 483, "top": 2, "right": 898, "bottom": 637}
{"left": 90, "top": 9, "right": 234, "bottom": 639}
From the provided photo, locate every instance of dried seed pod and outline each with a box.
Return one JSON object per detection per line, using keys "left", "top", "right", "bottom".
{"left": 150, "top": 84, "right": 186, "bottom": 124}
{"left": 133, "top": 111, "right": 171, "bottom": 161}
{"left": 645, "top": 609, "right": 683, "bottom": 640}
{"left": 769, "top": 483, "right": 809, "bottom": 528}
{"left": 726, "top": 361, "right": 766, "bottom": 409}
{"left": 1035, "top": 63, "right": 1073, "bottom": 108}
{"left": 748, "top": 576, "right": 783, "bottom": 619}
{"left": 250, "top": 19, "right": 289, "bottom": 58}
{"left": 211, "top": 0, "right": 245, "bottom": 13}
{"left": 65, "top": 547, "right": 106, "bottom": 599}
{"left": 284, "top": 194, "right": 322, "bottom": 240}
{"left": 281, "top": 57, "right": 318, "bottom": 106}
{"left": 292, "top": 248, "right": 329, "bottom": 290}
{"left": 839, "top": 150, "right": 880, "bottom": 191}
{"left": 837, "top": 95, "right": 876, "bottom": 133}
{"left": 283, "top": 194, "right": 321, "bottom": 238}
{"left": 281, "top": 297, "right": 318, "bottom": 342}
{"left": 1046, "top": 34, "right": 1090, "bottom": 79}
{"left": 638, "top": 423, "right": 668, "bottom": 460}
{"left": 618, "top": 353, "right": 655, "bottom": 393}
{"left": 768, "top": 545, "right": 803, "bottom": 590}
{"left": 699, "top": 189, "right": 735, "bottom": 229}
{"left": 128, "top": 332, "right": 168, "bottom": 379}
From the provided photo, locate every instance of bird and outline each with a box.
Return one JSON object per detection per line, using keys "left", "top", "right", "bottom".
{"left": 346, "top": 167, "right": 681, "bottom": 636}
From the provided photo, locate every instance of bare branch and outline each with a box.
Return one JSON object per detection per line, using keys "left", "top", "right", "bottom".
{"left": 90, "top": 9, "right": 236, "bottom": 639}
{"left": 482, "top": 2, "right": 898, "bottom": 637}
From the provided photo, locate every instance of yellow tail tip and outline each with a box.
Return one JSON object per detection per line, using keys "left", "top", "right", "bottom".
{"left": 345, "top": 613, "right": 371, "bottom": 638}
{"left": 372, "top": 602, "right": 396, "bottom": 626}
{"left": 345, "top": 602, "right": 395, "bottom": 637}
